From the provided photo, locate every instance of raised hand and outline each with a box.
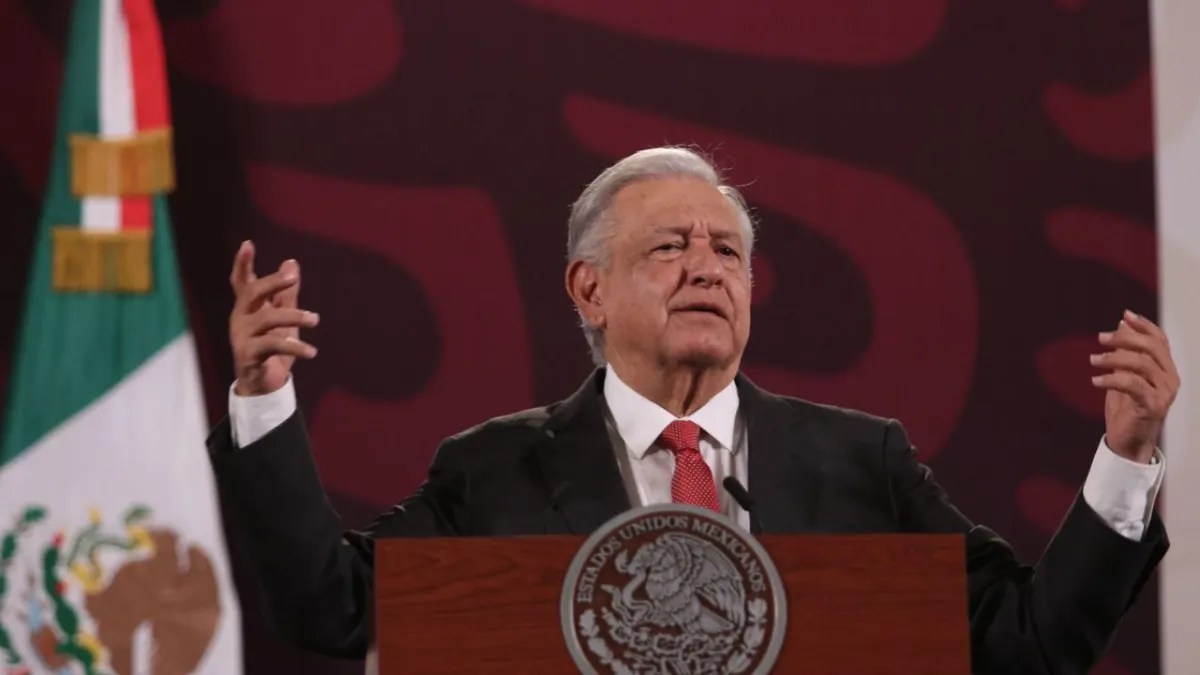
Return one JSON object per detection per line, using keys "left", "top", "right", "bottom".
{"left": 228, "top": 240, "right": 320, "bottom": 396}
{"left": 1091, "top": 310, "right": 1182, "bottom": 463}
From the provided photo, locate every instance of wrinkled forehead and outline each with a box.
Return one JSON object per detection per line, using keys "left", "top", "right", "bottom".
{"left": 610, "top": 177, "right": 746, "bottom": 240}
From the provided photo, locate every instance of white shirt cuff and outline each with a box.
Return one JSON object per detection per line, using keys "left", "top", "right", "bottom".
{"left": 1081, "top": 437, "right": 1164, "bottom": 541}
{"left": 228, "top": 377, "right": 297, "bottom": 449}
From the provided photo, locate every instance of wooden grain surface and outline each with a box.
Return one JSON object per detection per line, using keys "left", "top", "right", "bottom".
{"left": 375, "top": 534, "right": 969, "bottom": 673}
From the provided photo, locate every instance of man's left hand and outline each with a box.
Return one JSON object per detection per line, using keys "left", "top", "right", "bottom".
{"left": 1092, "top": 310, "right": 1182, "bottom": 464}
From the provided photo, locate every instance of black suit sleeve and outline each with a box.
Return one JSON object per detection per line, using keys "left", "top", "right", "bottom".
{"left": 207, "top": 412, "right": 468, "bottom": 658}
{"left": 881, "top": 420, "right": 1168, "bottom": 675}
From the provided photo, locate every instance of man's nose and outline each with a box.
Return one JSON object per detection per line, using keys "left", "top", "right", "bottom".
{"left": 684, "top": 246, "right": 724, "bottom": 287}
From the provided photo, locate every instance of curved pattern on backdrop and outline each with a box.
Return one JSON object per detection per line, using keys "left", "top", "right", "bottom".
{"left": 245, "top": 163, "right": 534, "bottom": 504}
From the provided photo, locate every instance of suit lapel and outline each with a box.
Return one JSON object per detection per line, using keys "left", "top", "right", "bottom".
{"left": 533, "top": 370, "right": 823, "bottom": 535}
{"left": 533, "top": 370, "right": 630, "bottom": 535}
{"left": 738, "top": 374, "right": 820, "bottom": 534}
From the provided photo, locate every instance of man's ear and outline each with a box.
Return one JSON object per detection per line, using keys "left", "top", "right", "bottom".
{"left": 565, "top": 259, "right": 605, "bottom": 330}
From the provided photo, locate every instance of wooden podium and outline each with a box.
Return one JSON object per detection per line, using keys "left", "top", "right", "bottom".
{"left": 375, "top": 534, "right": 970, "bottom": 673}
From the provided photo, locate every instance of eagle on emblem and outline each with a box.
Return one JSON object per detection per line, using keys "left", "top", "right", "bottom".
{"left": 604, "top": 532, "right": 746, "bottom": 636}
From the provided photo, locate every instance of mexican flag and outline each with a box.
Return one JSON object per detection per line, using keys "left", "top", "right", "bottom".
{"left": 0, "top": 0, "right": 241, "bottom": 673}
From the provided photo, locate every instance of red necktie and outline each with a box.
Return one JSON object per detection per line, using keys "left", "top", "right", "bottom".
{"left": 659, "top": 420, "right": 720, "bottom": 512}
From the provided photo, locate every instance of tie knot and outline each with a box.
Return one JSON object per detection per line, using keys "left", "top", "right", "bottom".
{"left": 659, "top": 420, "right": 702, "bottom": 454}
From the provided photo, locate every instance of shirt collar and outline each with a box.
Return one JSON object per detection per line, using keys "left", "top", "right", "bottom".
{"left": 603, "top": 365, "right": 741, "bottom": 459}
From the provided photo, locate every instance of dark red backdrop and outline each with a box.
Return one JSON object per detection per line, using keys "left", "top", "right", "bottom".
{"left": 0, "top": 1, "right": 1159, "bottom": 673}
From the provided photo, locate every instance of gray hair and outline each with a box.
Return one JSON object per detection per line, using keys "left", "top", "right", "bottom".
{"left": 566, "top": 146, "right": 755, "bottom": 367}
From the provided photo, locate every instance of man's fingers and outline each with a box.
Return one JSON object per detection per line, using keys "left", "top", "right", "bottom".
{"left": 246, "top": 307, "right": 320, "bottom": 335}
{"left": 1121, "top": 310, "right": 1182, "bottom": 386}
{"left": 1098, "top": 324, "right": 1172, "bottom": 374}
{"left": 229, "top": 240, "right": 257, "bottom": 290}
{"left": 1123, "top": 309, "right": 1169, "bottom": 346}
{"left": 236, "top": 268, "right": 300, "bottom": 313}
{"left": 1090, "top": 349, "right": 1164, "bottom": 387}
{"left": 1091, "top": 371, "right": 1155, "bottom": 407}
{"left": 274, "top": 259, "right": 301, "bottom": 310}
{"left": 1104, "top": 312, "right": 1175, "bottom": 374}
{"left": 244, "top": 335, "right": 318, "bottom": 362}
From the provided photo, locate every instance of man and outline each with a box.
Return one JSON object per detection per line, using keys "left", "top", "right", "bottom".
{"left": 209, "top": 147, "right": 1177, "bottom": 673}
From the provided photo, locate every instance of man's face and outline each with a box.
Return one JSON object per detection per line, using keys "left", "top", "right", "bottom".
{"left": 586, "top": 177, "right": 752, "bottom": 372}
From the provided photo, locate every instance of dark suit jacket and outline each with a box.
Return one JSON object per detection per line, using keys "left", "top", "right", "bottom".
{"left": 208, "top": 370, "right": 1167, "bottom": 674}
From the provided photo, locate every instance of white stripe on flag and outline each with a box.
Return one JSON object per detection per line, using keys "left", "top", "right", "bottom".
{"left": 81, "top": 0, "right": 135, "bottom": 231}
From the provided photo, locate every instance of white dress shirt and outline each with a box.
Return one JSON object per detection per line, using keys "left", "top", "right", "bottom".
{"left": 601, "top": 366, "right": 750, "bottom": 530}
{"left": 229, "top": 371, "right": 1164, "bottom": 539}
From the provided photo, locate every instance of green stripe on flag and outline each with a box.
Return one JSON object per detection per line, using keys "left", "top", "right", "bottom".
{"left": 45, "top": 0, "right": 99, "bottom": 230}
{"left": 1, "top": 194, "right": 190, "bottom": 464}
{"left": 0, "top": 0, "right": 190, "bottom": 465}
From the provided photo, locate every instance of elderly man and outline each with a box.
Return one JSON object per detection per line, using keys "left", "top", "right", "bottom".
{"left": 209, "top": 147, "right": 1176, "bottom": 673}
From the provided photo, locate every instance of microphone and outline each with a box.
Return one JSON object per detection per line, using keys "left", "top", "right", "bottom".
{"left": 549, "top": 480, "right": 573, "bottom": 507}
{"left": 722, "top": 476, "right": 764, "bottom": 534}
{"left": 544, "top": 481, "right": 573, "bottom": 533}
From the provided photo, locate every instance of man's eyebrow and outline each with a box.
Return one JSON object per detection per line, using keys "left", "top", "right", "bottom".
{"left": 647, "top": 223, "right": 691, "bottom": 236}
{"left": 709, "top": 229, "right": 742, "bottom": 245}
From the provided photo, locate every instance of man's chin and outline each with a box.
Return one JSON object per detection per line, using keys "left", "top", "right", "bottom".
{"left": 666, "top": 342, "right": 738, "bottom": 369}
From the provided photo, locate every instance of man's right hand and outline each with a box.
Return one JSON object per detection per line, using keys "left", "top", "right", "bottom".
{"left": 229, "top": 240, "right": 320, "bottom": 396}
